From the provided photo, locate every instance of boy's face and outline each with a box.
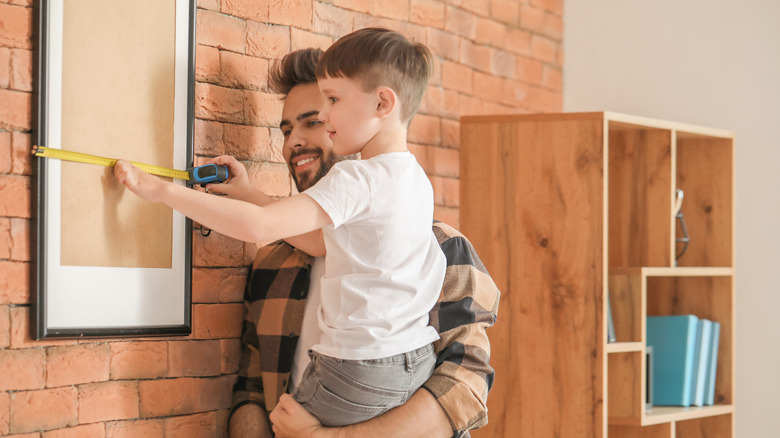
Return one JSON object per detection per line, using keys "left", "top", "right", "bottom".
{"left": 281, "top": 82, "right": 342, "bottom": 192}
{"left": 317, "top": 76, "right": 382, "bottom": 157}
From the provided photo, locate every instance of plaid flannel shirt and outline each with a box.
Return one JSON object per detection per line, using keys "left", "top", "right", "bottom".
{"left": 231, "top": 221, "right": 500, "bottom": 437}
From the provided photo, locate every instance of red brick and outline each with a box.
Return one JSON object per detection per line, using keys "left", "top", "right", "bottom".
{"left": 431, "top": 145, "right": 459, "bottom": 178}
{"left": 9, "top": 218, "right": 29, "bottom": 262}
{"left": 334, "top": 0, "right": 371, "bottom": 14}
{"left": 192, "top": 229, "right": 246, "bottom": 267}
{"left": 0, "top": 47, "right": 9, "bottom": 88}
{"left": 223, "top": 124, "right": 276, "bottom": 161}
{"left": 531, "top": 34, "right": 557, "bottom": 64}
{"left": 0, "top": 89, "right": 31, "bottom": 131}
{"left": 313, "top": 2, "right": 354, "bottom": 36}
{"left": 0, "top": 4, "right": 32, "bottom": 49}
{"left": 543, "top": 64, "right": 562, "bottom": 91}
{"left": 441, "top": 176, "right": 460, "bottom": 207}
{"left": 78, "top": 381, "right": 139, "bottom": 424}
{"left": 246, "top": 22, "right": 291, "bottom": 60}
{"left": 248, "top": 161, "right": 293, "bottom": 197}
{"left": 0, "top": 131, "right": 10, "bottom": 173}
{"left": 0, "top": 175, "right": 30, "bottom": 218}
{"left": 164, "top": 411, "right": 218, "bottom": 437}
{"left": 42, "top": 423, "right": 104, "bottom": 438}
{"left": 168, "top": 340, "right": 221, "bottom": 377}
{"left": 221, "top": 338, "right": 242, "bottom": 374}
{"left": 109, "top": 341, "right": 167, "bottom": 380}
{"left": 138, "top": 376, "right": 233, "bottom": 417}
{"left": 475, "top": 17, "right": 506, "bottom": 49}
{"left": 410, "top": 0, "right": 444, "bottom": 29}
{"left": 0, "top": 305, "right": 10, "bottom": 348}
{"left": 420, "top": 85, "right": 442, "bottom": 117}
{"left": 545, "top": 13, "right": 564, "bottom": 41}
{"left": 490, "top": 0, "right": 518, "bottom": 25}
{"left": 46, "top": 343, "right": 110, "bottom": 388}
{"left": 372, "top": 0, "right": 408, "bottom": 20}
{"left": 458, "top": 93, "right": 486, "bottom": 116}
{"left": 506, "top": 28, "right": 532, "bottom": 56}
{"left": 195, "top": 83, "right": 245, "bottom": 124}
{"left": 192, "top": 267, "right": 247, "bottom": 304}
{"left": 0, "top": 391, "right": 8, "bottom": 435}
{"left": 441, "top": 118, "right": 460, "bottom": 149}
{"left": 0, "top": 261, "right": 28, "bottom": 305}
{"left": 290, "top": 28, "right": 333, "bottom": 52}
{"left": 434, "top": 205, "right": 459, "bottom": 229}
{"left": 191, "top": 303, "right": 244, "bottom": 339}
{"left": 10, "top": 49, "right": 32, "bottom": 92}
{"left": 194, "top": 119, "right": 225, "bottom": 157}
{"left": 0, "top": 219, "right": 10, "bottom": 259}
{"left": 269, "top": 0, "right": 312, "bottom": 30}
{"left": 441, "top": 61, "right": 472, "bottom": 94}
{"left": 460, "top": 40, "right": 490, "bottom": 72}
{"left": 452, "top": 0, "right": 490, "bottom": 17}
{"left": 196, "top": 9, "right": 246, "bottom": 53}
{"left": 9, "top": 307, "right": 77, "bottom": 349}
{"left": 106, "top": 419, "right": 164, "bottom": 438}
{"left": 11, "top": 131, "right": 32, "bottom": 175}
{"left": 429, "top": 175, "right": 444, "bottom": 205}
{"left": 243, "top": 90, "right": 284, "bottom": 127}
{"left": 10, "top": 387, "right": 77, "bottom": 434}
{"left": 220, "top": 51, "right": 268, "bottom": 91}
{"left": 473, "top": 71, "right": 504, "bottom": 103}
{"left": 531, "top": 0, "right": 563, "bottom": 15}
{"left": 408, "top": 114, "right": 441, "bottom": 146}
{"left": 516, "top": 55, "right": 543, "bottom": 85}
{"left": 221, "top": 0, "right": 270, "bottom": 22}
{"left": 527, "top": 85, "right": 561, "bottom": 112}
{"left": 426, "top": 28, "right": 459, "bottom": 62}
{"left": 408, "top": 143, "right": 431, "bottom": 173}
{"left": 490, "top": 48, "right": 515, "bottom": 79}
{"left": 195, "top": 44, "right": 220, "bottom": 83}
{"left": 445, "top": 5, "right": 477, "bottom": 39}
{"left": 0, "top": 349, "right": 45, "bottom": 391}
{"left": 197, "top": 0, "right": 220, "bottom": 12}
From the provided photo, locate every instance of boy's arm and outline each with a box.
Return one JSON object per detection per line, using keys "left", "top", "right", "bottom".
{"left": 270, "top": 391, "right": 452, "bottom": 438}
{"left": 114, "top": 160, "right": 328, "bottom": 254}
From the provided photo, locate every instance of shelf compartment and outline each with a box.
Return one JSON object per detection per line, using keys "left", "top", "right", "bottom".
{"left": 610, "top": 409, "right": 732, "bottom": 438}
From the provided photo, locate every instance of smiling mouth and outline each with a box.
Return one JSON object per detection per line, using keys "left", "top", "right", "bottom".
{"left": 296, "top": 156, "right": 318, "bottom": 168}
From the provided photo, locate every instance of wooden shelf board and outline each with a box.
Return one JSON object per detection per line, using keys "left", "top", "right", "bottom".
{"left": 609, "top": 267, "right": 733, "bottom": 277}
{"left": 606, "top": 342, "right": 643, "bottom": 353}
{"left": 608, "top": 405, "right": 734, "bottom": 427}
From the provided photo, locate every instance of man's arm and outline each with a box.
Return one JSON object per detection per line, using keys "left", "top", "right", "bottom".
{"left": 270, "top": 390, "right": 452, "bottom": 438}
{"left": 230, "top": 403, "right": 273, "bottom": 438}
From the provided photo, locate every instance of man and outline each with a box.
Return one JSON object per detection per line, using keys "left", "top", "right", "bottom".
{"left": 210, "top": 48, "right": 499, "bottom": 438}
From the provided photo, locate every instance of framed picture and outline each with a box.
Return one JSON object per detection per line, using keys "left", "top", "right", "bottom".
{"left": 35, "top": 0, "right": 196, "bottom": 338}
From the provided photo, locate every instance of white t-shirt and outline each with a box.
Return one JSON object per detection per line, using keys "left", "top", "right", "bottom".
{"left": 304, "top": 151, "right": 445, "bottom": 360}
{"left": 289, "top": 256, "right": 324, "bottom": 393}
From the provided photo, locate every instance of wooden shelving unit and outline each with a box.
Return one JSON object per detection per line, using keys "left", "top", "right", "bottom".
{"left": 460, "top": 112, "right": 734, "bottom": 438}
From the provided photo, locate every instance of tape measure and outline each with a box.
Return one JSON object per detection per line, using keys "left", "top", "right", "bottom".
{"left": 32, "top": 145, "right": 229, "bottom": 185}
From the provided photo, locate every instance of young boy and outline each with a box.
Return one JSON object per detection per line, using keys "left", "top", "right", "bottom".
{"left": 113, "top": 27, "right": 443, "bottom": 427}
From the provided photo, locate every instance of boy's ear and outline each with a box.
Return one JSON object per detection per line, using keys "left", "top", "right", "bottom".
{"left": 375, "top": 86, "right": 397, "bottom": 119}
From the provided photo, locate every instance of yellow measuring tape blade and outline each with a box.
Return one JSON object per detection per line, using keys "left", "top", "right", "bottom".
{"left": 33, "top": 145, "right": 191, "bottom": 181}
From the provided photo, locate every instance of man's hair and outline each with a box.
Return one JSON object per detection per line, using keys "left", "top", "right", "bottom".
{"left": 316, "top": 27, "right": 433, "bottom": 123}
{"left": 269, "top": 48, "right": 324, "bottom": 97}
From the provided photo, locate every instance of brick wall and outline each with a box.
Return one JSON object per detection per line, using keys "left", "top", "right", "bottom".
{"left": 0, "top": 0, "right": 562, "bottom": 436}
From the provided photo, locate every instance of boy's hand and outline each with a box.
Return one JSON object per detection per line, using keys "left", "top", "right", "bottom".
{"left": 269, "top": 394, "right": 331, "bottom": 438}
{"left": 203, "top": 155, "right": 253, "bottom": 200}
{"left": 113, "top": 159, "right": 166, "bottom": 203}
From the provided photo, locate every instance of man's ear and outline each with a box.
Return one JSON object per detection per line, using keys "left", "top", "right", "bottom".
{"left": 375, "top": 86, "right": 398, "bottom": 119}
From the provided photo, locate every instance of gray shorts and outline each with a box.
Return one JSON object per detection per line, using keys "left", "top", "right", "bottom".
{"left": 291, "top": 344, "right": 436, "bottom": 427}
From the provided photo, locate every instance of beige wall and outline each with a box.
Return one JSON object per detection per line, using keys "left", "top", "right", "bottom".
{"left": 564, "top": 0, "right": 780, "bottom": 436}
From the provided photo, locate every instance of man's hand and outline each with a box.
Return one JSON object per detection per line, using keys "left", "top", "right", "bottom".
{"left": 113, "top": 159, "right": 166, "bottom": 203}
{"left": 269, "top": 394, "right": 331, "bottom": 438}
{"left": 203, "top": 155, "right": 254, "bottom": 200}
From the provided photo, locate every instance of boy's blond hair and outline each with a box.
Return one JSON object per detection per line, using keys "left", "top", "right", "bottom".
{"left": 316, "top": 27, "right": 433, "bottom": 123}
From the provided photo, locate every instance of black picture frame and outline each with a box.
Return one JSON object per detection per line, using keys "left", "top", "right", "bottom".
{"left": 34, "top": 0, "right": 196, "bottom": 338}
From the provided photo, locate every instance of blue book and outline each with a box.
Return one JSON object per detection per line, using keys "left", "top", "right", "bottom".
{"left": 693, "top": 319, "right": 713, "bottom": 406}
{"left": 704, "top": 321, "right": 721, "bottom": 405}
{"left": 646, "top": 315, "right": 700, "bottom": 406}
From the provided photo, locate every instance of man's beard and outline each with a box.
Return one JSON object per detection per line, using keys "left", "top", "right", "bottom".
{"left": 290, "top": 148, "right": 355, "bottom": 192}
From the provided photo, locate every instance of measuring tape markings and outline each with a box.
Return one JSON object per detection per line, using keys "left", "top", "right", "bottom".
{"left": 33, "top": 145, "right": 192, "bottom": 180}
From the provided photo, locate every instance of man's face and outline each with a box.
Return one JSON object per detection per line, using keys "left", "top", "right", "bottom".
{"left": 281, "top": 83, "right": 342, "bottom": 192}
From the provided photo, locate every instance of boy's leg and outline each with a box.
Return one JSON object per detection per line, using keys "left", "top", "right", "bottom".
{"left": 292, "top": 344, "right": 436, "bottom": 427}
